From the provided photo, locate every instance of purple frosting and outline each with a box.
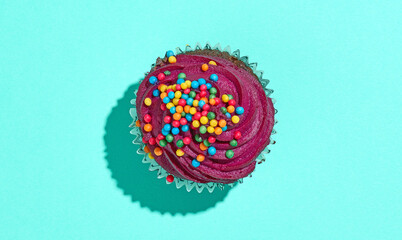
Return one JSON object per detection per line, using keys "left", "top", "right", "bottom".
{"left": 136, "top": 52, "right": 275, "bottom": 184}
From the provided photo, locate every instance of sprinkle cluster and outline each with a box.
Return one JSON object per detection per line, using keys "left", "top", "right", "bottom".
{"left": 137, "top": 50, "right": 246, "bottom": 181}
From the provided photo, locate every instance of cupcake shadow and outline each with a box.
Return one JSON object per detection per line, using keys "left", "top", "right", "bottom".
{"left": 104, "top": 82, "right": 232, "bottom": 215}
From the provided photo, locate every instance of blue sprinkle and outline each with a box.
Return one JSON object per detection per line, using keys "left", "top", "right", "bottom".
{"left": 199, "top": 100, "right": 205, "bottom": 108}
{"left": 206, "top": 83, "right": 212, "bottom": 89}
{"left": 191, "top": 81, "right": 199, "bottom": 89}
{"left": 222, "top": 126, "right": 228, "bottom": 131}
{"left": 170, "top": 107, "right": 176, "bottom": 114}
{"left": 166, "top": 50, "right": 175, "bottom": 57}
{"left": 236, "top": 107, "right": 244, "bottom": 115}
{"left": 152, "top": 89, "right": 160, "bottom": 97}
{"left": 225, "top": 112, "right": 231, "bottom": 118}
{"left": 185, "top": 114, "right": 192, "bottom": 122}
{"left": 168, "top": 91, "right": 175, "bottom": 99}
{"left": 192, "top": 159, "right": 200, "bottom": 168}
{"left": 149, "top": 76, "right": 157, "bottom": 85}
{"left": 181, "top": 94, "right": 189, "bottom": 100}
{"left": 181, "top": 125, "right": 189, "bottom": 132}
{"left": 198, "top": 78, "right": 206, "bottom": 85}
{"left": 163, "top": 97, "right": 170, "bottom": 104}
{"left": 208, "top": 146, "right": 216, "bottom": 156}
{"left": 161, "top": 129, "right": 169, "bottom": 136}
{"left": 186, "top": 98, "right": 193, "bottom": 106}
{"left": 171, "top": 127, "right": 180, "bottom": 135}
{"left": 210, "top": 74, "right": 218, "bottom": 82}
{"left": 163, "top": 124, "right": 171, "bottom": 132}
{"left": 177, "top": 78, "right": 185, "bottom": 84}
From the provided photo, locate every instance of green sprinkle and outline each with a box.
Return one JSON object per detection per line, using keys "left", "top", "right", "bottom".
{"left": 159, "top": 140, "right": 167, "bottom": 147}
{"left": 226, "top": 149, "right": 234, "bottom": 158}
{"left": 166, "top": 134, "right": 174, "bottom": 142}
{"left": 209, "top": 87, "right": 217, "bottom": 95}
{"left": 207, "top": 112, "right": 216, "bottom": 120}
{"left": 195, "top": 134, "right": 203, "bottom": 142}
{"left": 164, "top": 71, "right": 171, "bottom": 76}
{"left": 178, "top": 72, "right": 186, "bottom": 79}
{"left": 230, "top": 139, "right": 238, "bottom": 147}
{"left": 189, "top": 91, "right": 196, "bottom": 98}
{"left": 176, "top": 139, "right": 184, "bottom": 148}
{"left": 200, "top": 126, "right": 207, "bottom": 134}
{"left": 203, "top": 139, "right": 211, "bottom": 147}
{"left": 209, "top": 94, "right": 216, "bottom": 99}
{"left": 180, "top": 111, "right": 186, "bottom": 117}
{"left": 228, "top": 94, "right": 234, "bottom": 100}
{"left": 220, "top": 107, "right": 227, "bottom": 114}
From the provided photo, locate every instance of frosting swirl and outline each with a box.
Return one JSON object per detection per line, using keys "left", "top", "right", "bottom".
{"left": 136, "top": 50, "right": 275, "bottom": 184}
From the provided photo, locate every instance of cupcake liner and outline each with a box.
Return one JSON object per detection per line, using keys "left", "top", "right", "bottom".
{"left": 129, "top": 42, "right": 277, "bottom": 193}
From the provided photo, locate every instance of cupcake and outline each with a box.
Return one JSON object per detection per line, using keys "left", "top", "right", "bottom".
{"left": 130, "top": 43, "right": 276, "bottom": 193}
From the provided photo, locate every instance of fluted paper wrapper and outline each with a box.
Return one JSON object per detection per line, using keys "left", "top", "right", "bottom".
{"left": 129, "top": 42, "right": 277, "bottom": 193}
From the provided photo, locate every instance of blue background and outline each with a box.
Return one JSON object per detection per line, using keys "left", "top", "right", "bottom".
{"left": 1, "top": 0, "right": 401, "bottom": 239}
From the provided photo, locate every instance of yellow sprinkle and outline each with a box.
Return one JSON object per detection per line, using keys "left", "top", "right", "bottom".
{"left": 172, "top": 98, "right": 179, "bottom": 105}
{"left": 168, "top": 56, "right": 177, "bottom": 63}
{"left": 210, "top": 119, "right": 218, "bottom": 127}
{"left": 193, "top": 99, "right": 199, "bottom": 107}
{"left": 160, "top": 85, "right": 167, "bottom": 92}
{"left": 200, "top": 116, "right": 208, "bottom": 125}
{"left": 209, "top": 61, "right": 217, "bottom": 65}
{"left": 185, "top": 80, "right": 191, "bottom": 88}
{"left": 222, "top": 94, "right": 229, "bottom": 103}
{"left": 176, "top": 149, "right": 184, "bottom": 157}
{"left": 207, "top": 126, "right": 215, "bottom": 133}
{"left": 166, "top": 102, "right": 174, "bottom": 109}
{"left": 175, "top": 91, "right": 182, "bottom": 99}
{"left": 148, "top": 153, "right": 154, "bottom": 159}
{"left": 144, "top": 98, "right": 152, "bottom": 106}
{"left": 172, "top": 84, "right": 176, "bottom": 90}
{"left": 232, "top": 115, "right": 240, "bottom": 124}
{"left": 192, "top": 120, "right": 200, "bottom": 128}
{"left": 181, "top": 83, "right": 187, "bottom": 90}
{"left": 189, "top": 107, "right": 197, "bottom": 115}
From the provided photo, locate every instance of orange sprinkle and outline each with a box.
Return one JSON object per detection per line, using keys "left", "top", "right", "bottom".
{"left": 160, "top": 92, "right": 168, "bottom": 100}
{"left": 201, "top": 64, "right": 208, "bottom": 71}
{"left": 154, "top": 147, "right": 163, "bottom": 156}
{"left": 144, "top": 145, "right": 151, "bottom": 153}
{"left": 135, "top": 120, "right": 141, "bottom": 127}
{"left": 197, "top": 154, "right": 205, "bottom": 162}
{"left": 219, "top": 119, "right": 227, "bottom": 128}
{"left": 209, "top": 98, "right": 216, "bottom": 105}
{"left": 200, "top": 142, "right": 208, "bottom": 151}
{"left": 144, "top": 124, "right": 152, "bottom": 132}
{"left": 184, "top": 105, "right": 191, "bottom": 113}
{"left": 173, "top": 113, "right": 181, "bottom": 120}
{"left": 201, "top": 97, "right": 208, "bottom": 103}
{"left": 176, "top": 105, "right": 183, "bottom": 113}
{"left": 227, "top": 105, "right": 235, "bottom": 113}
{"left": 214, "top": 127, "right": 223, "bottom": 135}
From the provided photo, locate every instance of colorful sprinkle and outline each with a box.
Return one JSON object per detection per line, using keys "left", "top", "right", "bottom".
{"left": 196, "top": 154, "right": 205, "bottom": 162}
{"left": 222, "top": 94, "right": 229, "bottom": 103}
{"left": 226, "top": 149, "right": 234, "bottom": 158}
{"left": 168, "top": 56, "right": 176, "bottom": 63}
{"left": 176, "top": 149, "right": 184, "bottom": 156}
{"left": 234, "top": 131, "right": 241, "bottom": 139}
{"left": 154, "top": 147, "right": 163, "bottom": 156}
{"left": 166, "top": 50, "right": 175, "bottom": 57}
{"left": 210, "top": 74, "right": 218, "bottom": 82}
{"left": 232, "top": 115, "right": 240, "bottom": 124}
{"left": 208, "top": 146, "right": 216, "bottom": 156}
{"left": 149, "top": 76, "right": 157, "bottom": 85}
{"left": 230, "top": 139, "right": 238, "bottom": 147}
{"left": 183, "top": 137, "right": 191, "bottom": 145}
{"left": 144, "top": 124, "right": 152, "bottom": 132}
{"left": 201, "top": 64, "right": 208, "bottom": 71}
{"left": 192, "top": 159, "right": 200, "bottom": 167}
{"left": 166, "top": 174, "right": 174, "bottom": 182}
{"left": 144, "top": 98, "right": 152, "bottom": 106}
{"left": 236, "top": 107, "right": 244, "bottom": 115}
{"left": 208, "top": 61, "right": 217, "bottom": 65}
{"left": 176, "top": 139, "right": 184, "bottom": 148}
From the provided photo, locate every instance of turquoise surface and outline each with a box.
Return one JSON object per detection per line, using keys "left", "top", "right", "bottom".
{"left": 1, "top": 0, "right": 401, "bottom": 239}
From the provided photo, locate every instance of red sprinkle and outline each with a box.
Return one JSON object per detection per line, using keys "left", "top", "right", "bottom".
{"left": 166, "top": 89, "right": 174, "bottom": 93}
{"left": 228, "top": 99, "right": 236, "bottom": 106}
{"left": 183, "top": 137, "right": 191, "bottom": 145}
{"left": 200, "top": 91, "right": 207, "bottom": 97}
{"left": 157, "top": 134, "right": 165, "bottom": 140}
{"left": 193, "top": 112, "right": 201, "bottom": 120}
{"left": 184, "top": 88, "right": 191, "bottom": 94}
{"left": 176, "top": 85, "right": 181, "bottom": 91}
{"left": 160, "top": 104, "right": 167, "bottom": 111}
{"left": 172, "top": 120, "right": 180, "bottom": 128}
{"left": 166, "top": 175, "right": 174, "bottom": 183}
{"left": 157, "top": 73, "right": 165, "bottom": 80}
{"left": 164, "top": 116, "right": 172, "bottom": 123}
{"left": 144, "top": 114, "right": 152, "bottom": 123}
{"left": 148, "top": 137, "right": 156, "bottom": 145}
{"left": 180, "top": 118, "right": 188, "bottom": 125}
{"left": 202, "top": 104, "right": 210, "bottom": 111}
{"left": 208, "top": 136, "right": 216, "bottom": 143}
{"left": 178, "top": 99, "right": 187, "bottom": 106}
{"left": 195, "top": 94, "right": 201, "bottom": 100}
{"left": 201, "top": 110, "right": 208, "bottom": 116}
{"left": 200, "top": 85, "right": 207, "bottom": 91}
{"left": 214, "top": 98, "right": 221, "bottom": 105}
{"left": 142, "top": 137, "right": 148, "bottom": 143}
{"left": 234, "top": 131, "right": 241, "bottom": 139}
